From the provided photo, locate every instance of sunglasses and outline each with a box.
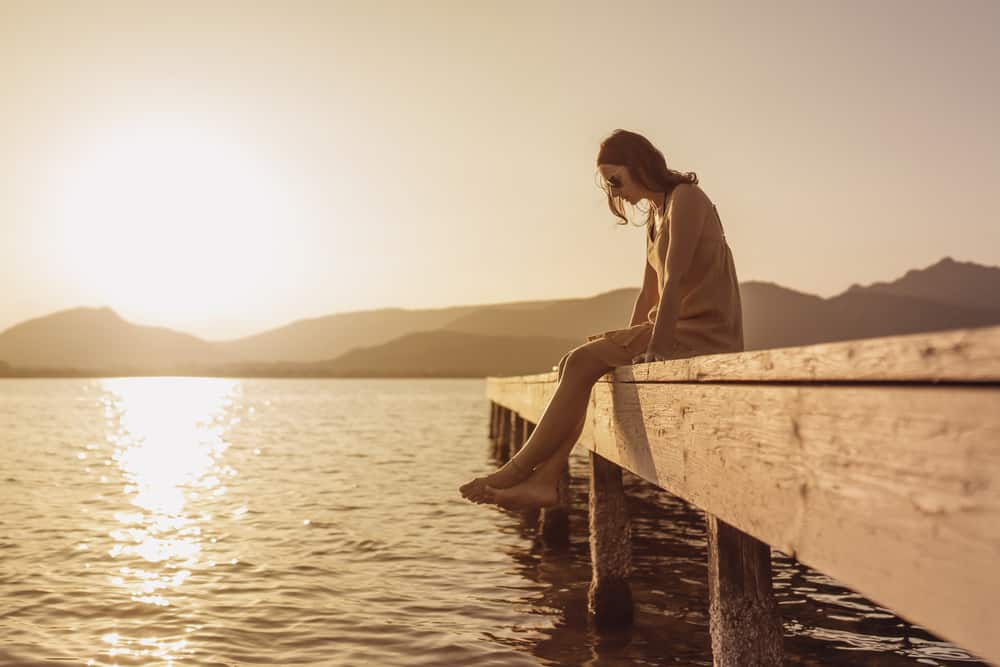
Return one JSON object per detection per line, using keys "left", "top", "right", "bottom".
{"left": 595, "top": 172, "right": 624, "bottom": 192}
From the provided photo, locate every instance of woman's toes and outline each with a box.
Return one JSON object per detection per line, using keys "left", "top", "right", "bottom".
{"left": 482, "top": 485, "right": 499, "bottom": 503}
{"left": 459, "top": 477, "right": 485, "bottom": 497}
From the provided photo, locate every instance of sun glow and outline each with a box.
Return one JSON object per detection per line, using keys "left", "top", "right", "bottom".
{"left": 48, "top": 116, "right": 306, "bottom": 331}
{"left": 101, "top": 377, "right": 239, "bottom": 584}
{"left": 86, "top": 377, "right": 243, "bottom": 663}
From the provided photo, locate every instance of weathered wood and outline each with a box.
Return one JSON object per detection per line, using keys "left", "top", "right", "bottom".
{"left": 707, "top": 515, "right": 784, "bottom": 666}
{"left": 496, "top": 407, "right": 512, "bottom": 461}
{"left": 588, "top": 450, "right": 633, "bottom": 627}
{"left": 491, "top": 381, "right": 1000, "bottom": 663}
{"left": 488, "top": 324, "right": 1000, "bottom": 386}
{"left": 512, "top": 414, "right": 526, "bottom": 450}
{"left": 523, "top": 420, "right": 535, "bottom": 445}
{"left": 540, "top": 417, "right": 578, "bottom": 547}
{"left": 489, "top": 401, "right": 498, "bottom": 439}
{"left": 487, "top": 325, "right": 1000, "bottom": 663}
{"left": 540, "top": 467, "right": 571, "bottom": 547}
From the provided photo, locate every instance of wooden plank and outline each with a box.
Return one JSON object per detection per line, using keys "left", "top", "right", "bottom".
{"left": 487, "top": 325, "right": 1000, "bottom": 385}
{"left": 583, "top": 382, "right": 1000, "bottom": 664}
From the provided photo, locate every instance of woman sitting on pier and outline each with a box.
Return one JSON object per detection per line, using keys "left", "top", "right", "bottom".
{"left": 460, "top": 128, "right": 745, "bottom": 510}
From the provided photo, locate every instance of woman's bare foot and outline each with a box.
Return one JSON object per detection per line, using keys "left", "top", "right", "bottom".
{"left": 481, "top": 467, "right": 560, "bottom": 511}
{"left": 459, "top": 458, "right": 534, "bottom": 503}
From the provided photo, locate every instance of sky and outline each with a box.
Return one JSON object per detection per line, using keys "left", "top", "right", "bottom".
{"left": 2, "top": 0, "right": 998, "bottom": 341}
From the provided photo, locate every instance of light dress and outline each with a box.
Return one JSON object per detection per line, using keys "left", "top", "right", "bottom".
{"left": 582, "top": 183, "right": 745, "bottom": 367}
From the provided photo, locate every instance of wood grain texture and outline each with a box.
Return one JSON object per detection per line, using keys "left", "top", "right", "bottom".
{"left": 486, "top": 326, "right": 1000, "bottom": 663}
{"left": 489, "top": 382, "right": 1000, "bottom": 663}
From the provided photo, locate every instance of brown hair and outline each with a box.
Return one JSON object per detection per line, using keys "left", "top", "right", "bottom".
{"left": 596, "top": 129, "right": 698, "bottom": 227}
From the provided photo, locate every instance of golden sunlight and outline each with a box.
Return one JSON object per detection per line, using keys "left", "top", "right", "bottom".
{"left": 100, "top": 377, "right": 240, "bottom": 604}
{"left": 48, "top": 116, "right": 301, "bottom": 325}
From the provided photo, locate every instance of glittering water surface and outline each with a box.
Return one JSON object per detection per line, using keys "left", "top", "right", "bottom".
{"left": 0, "top": 378, "right": 987, "bottom": 666}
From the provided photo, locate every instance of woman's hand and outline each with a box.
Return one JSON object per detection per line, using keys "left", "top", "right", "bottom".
{"left": 631, "top": 349, "right": 672, "bottom": 364}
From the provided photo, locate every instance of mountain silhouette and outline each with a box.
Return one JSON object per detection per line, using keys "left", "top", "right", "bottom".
{"left": 0, "top": 307, "right": 233, "bottom": 370}
{"left": 1, "top": 257, "right": 998, "bottom": 376}
{"left": 842, "top": 257, "right": 1000, "bottom": 311}
{"left": 314, "top": 330, "right": 580, "bottom": 377}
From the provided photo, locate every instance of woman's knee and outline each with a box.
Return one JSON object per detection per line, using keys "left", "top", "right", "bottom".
{"left": 564, "top": 345, "right": 609, "bottom": 379}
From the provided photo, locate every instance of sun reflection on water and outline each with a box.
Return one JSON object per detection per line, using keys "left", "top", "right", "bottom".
{"left": 93, "top": 377, "right": 242, "bottom": 664}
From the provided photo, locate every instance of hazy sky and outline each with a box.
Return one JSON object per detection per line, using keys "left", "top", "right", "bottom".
{"left": 3, "top": 0, "right": 998, "bottom": 340}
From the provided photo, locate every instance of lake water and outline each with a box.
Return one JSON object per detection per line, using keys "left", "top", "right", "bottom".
{"left": 0, "top": 378, "right": 987, "bottom": 666}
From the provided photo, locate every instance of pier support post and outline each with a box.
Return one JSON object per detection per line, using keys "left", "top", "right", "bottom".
{"left": 706, "top": 515, "right": 784, "bottom": 666}
{"left": 587, "top": 451, "right": 633, "bottom": 628}
{"left": 496, "top": 407, "right": 512, "bottom": 461}
{"left": 540, "top": 423, "right": 571, "bottom": 546}
{"left": 507, "top": 412, "right": 524, "bottom": 467}
{"left": 489, "top": 402, "right": 498, "bottom": 440}
{"left": 512, "top": 412, "right": 525, "bottom": 453}
{"left": 512, "top": 420, "right": 541, "bottom": 526}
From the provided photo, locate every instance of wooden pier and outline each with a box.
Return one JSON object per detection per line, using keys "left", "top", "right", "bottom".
{"left": 485, "top": 324, "right": 1000, "bottom": 666}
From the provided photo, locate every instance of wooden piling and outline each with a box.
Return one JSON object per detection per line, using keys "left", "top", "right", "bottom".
{"left": 512, "top": 412, "right": 525, "bottom": 456}
{"left": 518, "top": 421, "right": 542, "bottom": 525}
{"left": 587, "top": 450, "right": 633, "bottom": 627}
{"left": 489, "top": 401, "right": 498, "bottom": 439}
{"left": 706, "top": 516, "right": 784, "bottom": 666}
{"left": 520, "top": 418, "right": 533, "bottom": 446}
{"left": 540, "top": 419, "right": 571, "bottom": 546}
{"left": 496, "top": 407, "right": 511, "bottom": 461}
{"left": 486, "top": 324, "right": 1000, "bottom": 664}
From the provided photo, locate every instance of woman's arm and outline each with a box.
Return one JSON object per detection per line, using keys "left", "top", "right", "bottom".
{"left": 628, "top": 260, "right": 658, "bottom": 326}
{"left": 647, "top": 185, "right": 708, "bottom": 355}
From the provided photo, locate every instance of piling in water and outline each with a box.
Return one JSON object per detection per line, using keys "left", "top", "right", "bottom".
{"left": 707, "top": 516, "right": 784, "bottom": 665}
{"left": 587, "top": 450, "right": 633, "bottom": 627}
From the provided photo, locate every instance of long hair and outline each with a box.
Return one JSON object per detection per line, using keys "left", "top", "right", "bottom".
{"left": 596, "top": 129, "right": 698, "bottom": 227}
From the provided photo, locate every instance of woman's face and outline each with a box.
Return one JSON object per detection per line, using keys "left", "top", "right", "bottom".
{"left": 597, "top": 163, "right": 640, "bottom": 205}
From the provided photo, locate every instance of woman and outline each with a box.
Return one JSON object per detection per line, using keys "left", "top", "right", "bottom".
{"left": 459, "top": 129, "right": 744, "bottom": 511}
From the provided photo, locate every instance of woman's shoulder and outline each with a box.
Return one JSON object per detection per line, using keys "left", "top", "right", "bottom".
{"left": 673, "top": 181, "right": 711, "bottom": 203}
{"left": 670, "top": 182, "right": 714, "bottom": 216}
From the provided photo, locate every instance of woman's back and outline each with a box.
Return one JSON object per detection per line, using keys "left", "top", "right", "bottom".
{"left": 645, "top": 184, "right": 744, "bottom": 355}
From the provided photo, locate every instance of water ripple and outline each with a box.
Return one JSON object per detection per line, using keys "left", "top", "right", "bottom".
{"left": 0, "top": 378, "right": 988, "bottom": 666}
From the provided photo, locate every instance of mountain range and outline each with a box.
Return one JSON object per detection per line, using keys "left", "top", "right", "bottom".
{"left": 1, "top": 257, "right": 998, "bottom": 378}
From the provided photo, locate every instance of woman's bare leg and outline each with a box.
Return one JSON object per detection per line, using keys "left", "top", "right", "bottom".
{"left": 474, "top": 410, "right": 585, "bottom": 507}
{"left": 460, "top": 346, "right": 612, "bottom": 504}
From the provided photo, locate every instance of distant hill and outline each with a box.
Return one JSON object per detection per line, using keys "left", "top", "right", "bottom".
{"left": 313, "top": 330, "right": 580, "bottom": 377}
{"left": 0, "top": 307, "right": 237, "bottom": 370}
{"left": 739, "top": 282, "right": 830, "bottom": 350}
{"left": 1, "top": 256, "right": 998, "bottom": 377}
{"left": 740, "top": 259, "right": 1000, "bottom": 351}
{"left": 845, "top": 257, "right": 1000, "bottom": 311}
{"left": 440, "top": 289, "right": 638, "bottom": 341}
{"left": 212, "top": 295, "right": 573, "bottom": 363}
